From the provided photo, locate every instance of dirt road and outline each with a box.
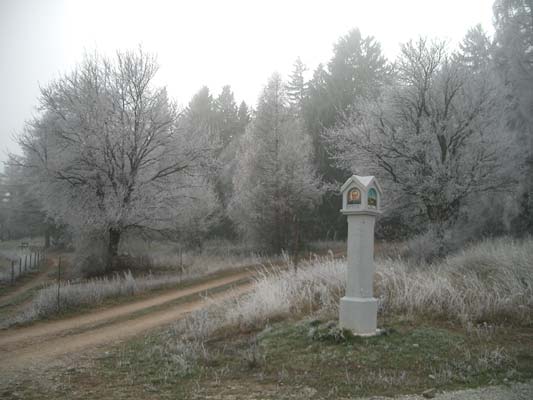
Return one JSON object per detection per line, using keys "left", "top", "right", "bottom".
{"left": 0, "top": 256, "right": 58, "bottom": 310}
{"left": 0, "top": 251, "right": 345, "bottom": 378}
{"left": 0, "top": 268, "right": 254, "bottom": 374}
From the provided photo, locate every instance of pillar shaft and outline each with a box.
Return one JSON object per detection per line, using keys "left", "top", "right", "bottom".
{"left": 346, "top": 214, "right": 375, "bottom": 298}
{"left": 340, "top": 211, "right": 378, "bottom": 334}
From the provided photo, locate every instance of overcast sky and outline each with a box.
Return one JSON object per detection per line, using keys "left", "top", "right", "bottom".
{"left": 0, "top": 0, "right": 495, "bottom": 163}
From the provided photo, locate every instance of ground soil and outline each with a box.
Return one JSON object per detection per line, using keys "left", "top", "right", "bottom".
{"left": 0, "top": 271, "right": 254, "bottom": 378}
{"left": 0, "top": 251, "right": 531, "bottom": 399}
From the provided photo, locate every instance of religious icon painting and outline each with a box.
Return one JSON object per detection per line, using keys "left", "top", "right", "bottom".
{"left": 368, "top": 188, "right": 378, "bottom": 208}
{"left": 347, "top": 187, "right": 361, "bottom": 205}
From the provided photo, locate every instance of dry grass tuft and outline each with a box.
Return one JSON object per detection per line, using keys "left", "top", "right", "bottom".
{"left": 378, "top": 237, "right": 533, "bottom": 324}
{"left": 176, "top": 236, "right": 533, "bottom": 345}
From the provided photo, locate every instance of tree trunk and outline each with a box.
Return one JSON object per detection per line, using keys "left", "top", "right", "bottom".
{"left": 526, "top": 124, "right": 533, "bottom": 233}
{"left": 44, "top": 226, "right": 51, "bottom": 249}
{"left": 107, "top": 227, "right": 121, "bottom": 271}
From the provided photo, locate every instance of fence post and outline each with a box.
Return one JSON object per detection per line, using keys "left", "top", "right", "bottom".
{"left": 30, "top": 253, "right": 33, "bottom": 270}
{"left": 178, "top": 246, "right": 183, "bottom": 279}
{"left": 19, "top": 257, "right": 21, "bottom": 275}
{"left": 11, "top": 260, "right": 15, "bottom": 285}
{"left": 57, "top": 256, "right": 61, "bottom": 312}
{"left": 24, "top": 254, "right": 27, "bottom": 272}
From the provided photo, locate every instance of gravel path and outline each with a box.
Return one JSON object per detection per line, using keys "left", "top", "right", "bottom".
{"left": 356, "top": 380, "right": 533, "bottom": 399}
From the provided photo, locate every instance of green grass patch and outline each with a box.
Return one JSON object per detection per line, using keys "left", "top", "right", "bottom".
{"left": 91, "top": 319, "right": 533, "bottom": 399}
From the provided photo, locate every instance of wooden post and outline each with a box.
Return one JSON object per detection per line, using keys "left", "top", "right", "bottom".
{"left": 11, "top": 260, "right": 15, "bottom": 285}
{"left": 57, "top": 256, "right": 61, "bottom": 312}
{"left": 24, "top": 254, "right": 27, "bottom": 272}
{"left": 30, "top": 253, "right": 33, "bottom": 269}
{"left": 19, "top": 258, "right": 21, "bottom": 275}
{"left": 177, "top": 246, "right": 183, "bottom": 279}
{"left": 292, "top": 215, "right": 300, "bottom": 271}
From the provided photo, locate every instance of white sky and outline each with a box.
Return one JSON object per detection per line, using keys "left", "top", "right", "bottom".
{"left": 0, "top": 0, "right": 495, "bottom": 163}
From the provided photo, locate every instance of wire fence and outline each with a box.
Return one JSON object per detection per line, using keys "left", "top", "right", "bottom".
{"left": 0, "top": 244, "right": 47, "bottom": 285}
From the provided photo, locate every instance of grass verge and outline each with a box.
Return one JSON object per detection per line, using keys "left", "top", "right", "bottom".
{"left": 66, "top": 319, "right": 533, "bottom": 399}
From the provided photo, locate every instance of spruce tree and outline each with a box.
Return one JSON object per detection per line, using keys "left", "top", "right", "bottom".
{"left": 230, "top": 73, "right": 322, "bottom": 253}
{"left": 493, "top": 0, "right": 533, "bottom": 233}
{"left": 286, "top": 57, "right": 308, "bottom": 114}
{"left": 214, "top": 85, "right": 239, "bottom": 146}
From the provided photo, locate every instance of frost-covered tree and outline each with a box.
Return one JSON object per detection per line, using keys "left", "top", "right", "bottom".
{"left": 327, "top": 29, "right": 391, "bottom": 112}
{"left": 0, "top": 162, "right": 48, "bottom": 241}
{"left": 305, "top": 29, "right": 392, "bottom": 182}
{"left": 184, "top": 86, "right": 218, "bottom": 142}
{"left": 17, "top": 50, "right": 217, "bottom": 268}
{"left": 302, "top": 30, "right": 393, "bottom": 240}
{"left": 456, "top": 24, "right": 493, "bottom": 71}
{"left": 493, "top": 0, "right": 533, "bottom": 232}
{"left": 237, "top": 101, "right": 251, "bottom": 137}
{"left": 230, "top": 73, "right": 322, "bottom": 253}
{"left": 206, "top": 86, "right": 243, "bottom": 238}
{"left": 214, "top": 85, "right": 240, "bottom": 147}
{"left": 286, "top": 57, "right": 308, "bottom": 114}
{"left": 327, "top": 39, "right": 514, "bottom": 226}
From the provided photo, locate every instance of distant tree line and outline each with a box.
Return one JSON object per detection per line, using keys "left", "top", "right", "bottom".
{"left": 3, "top": 0, "right": 531, "bottom": 272}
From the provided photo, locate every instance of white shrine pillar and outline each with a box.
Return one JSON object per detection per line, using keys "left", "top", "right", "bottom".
{"left": 339, "top": 175, "right": 382, "bottom": 335}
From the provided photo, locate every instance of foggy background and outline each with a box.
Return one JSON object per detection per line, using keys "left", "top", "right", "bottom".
{"left": 0, "top": 0, "right": 493, "bottom": 164}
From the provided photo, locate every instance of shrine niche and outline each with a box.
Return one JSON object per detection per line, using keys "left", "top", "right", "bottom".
{"left": 340, "top": 175, "right": 383, "bottom": 213}
{"left": 347, "top": 187, "right": 361, "bottom": 205}
{"left": 367, "top": 188, "right": 378, "bottom": 208}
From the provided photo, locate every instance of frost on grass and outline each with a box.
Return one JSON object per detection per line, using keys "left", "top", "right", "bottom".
{"left": 9, "top": 271, "right": 182, "bottom": 324}
{"left": 176, "top": 237, "right": 533, "bottom": 346}
{"left": 7, "top": 248, "right": 271, "bottom": 326}
{"left": 116, "top": 237, "right": 532, "bottom": 378}
{"left": 378, "top": 237, "right": 533, "bottom": 324}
